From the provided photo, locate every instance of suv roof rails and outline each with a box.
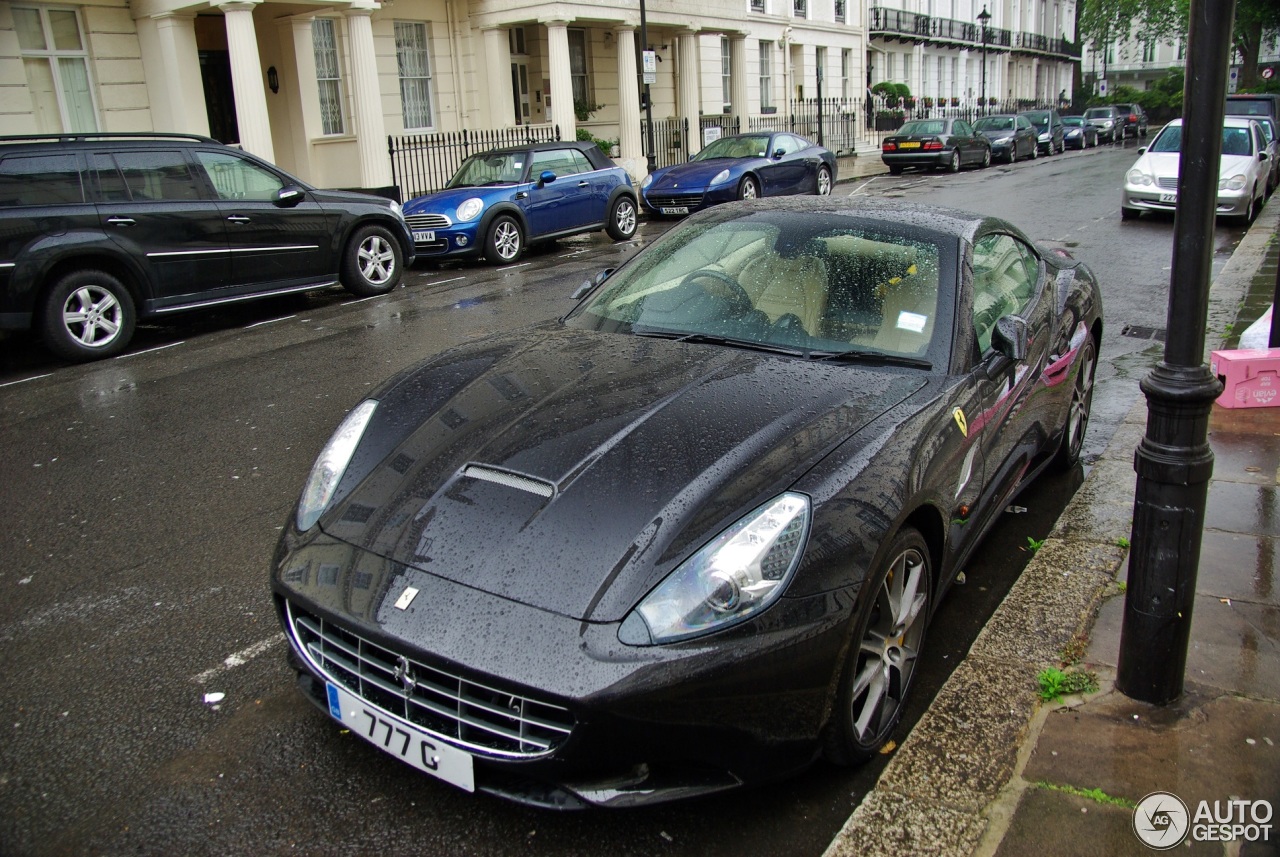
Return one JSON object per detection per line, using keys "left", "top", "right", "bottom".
{"left": 0, "top": 132, "right": 220, "bottom": 144}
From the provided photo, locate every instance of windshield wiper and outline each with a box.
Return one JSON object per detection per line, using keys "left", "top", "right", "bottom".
{"left": 808, "top": 348, "right": 933, "bottom": 369}
{"left": 631, "top": 328, "right": 809, "bottom": 357}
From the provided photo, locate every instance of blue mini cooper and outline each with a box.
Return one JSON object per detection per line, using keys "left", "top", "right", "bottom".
{"left": 402, "top": 141, "right": 638, "bottom": 264}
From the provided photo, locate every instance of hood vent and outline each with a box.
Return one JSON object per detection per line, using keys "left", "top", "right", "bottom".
{"left": 462, "top": 464, "right": 554, "bottom": 498}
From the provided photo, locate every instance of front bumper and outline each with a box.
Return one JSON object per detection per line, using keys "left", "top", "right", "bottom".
{"left": 1121, "top": 184, "right": 1254, "bottom": 216}
{"left": 272, "top": 529, "right": 854, "bottom": 807}
{"left": 407, "top": 222, "right": 483, "bottom": 258}
{"left": 640, "top": 185, "right": 735, "bottom": 216}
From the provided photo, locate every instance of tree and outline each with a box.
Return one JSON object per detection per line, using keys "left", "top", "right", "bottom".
{"left": 1234, "top": 0, "right": 1280, "bottom": 91}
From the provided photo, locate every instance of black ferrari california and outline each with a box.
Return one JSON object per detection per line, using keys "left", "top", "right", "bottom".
{"left": 271, "top": 197, "right": 1102, "bottom": 808}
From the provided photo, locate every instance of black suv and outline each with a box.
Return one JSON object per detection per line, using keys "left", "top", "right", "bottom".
{"left": 1115, "top": 103, "right": 1149, "bottom": 138}
{"left": 0, "top": 133, "right": 415, "bottom": 362}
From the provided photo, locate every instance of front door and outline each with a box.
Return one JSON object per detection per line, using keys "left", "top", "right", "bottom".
{"left": 510, "top": 60, "right": 531, "bottom": 125}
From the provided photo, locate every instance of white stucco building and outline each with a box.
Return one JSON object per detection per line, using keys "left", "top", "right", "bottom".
{"left": 0, "top": 0, "right": 873, "bottom": 190}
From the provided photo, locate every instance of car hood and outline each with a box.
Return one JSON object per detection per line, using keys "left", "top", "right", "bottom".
{"left": 317, "top": 326, "right": 925, "bottom": 623}
{"left": 1133, "top": 151, "right": 1257, "bottom": 181}
{"left": 403, "top": 185, "right": 513, "bottom": 214}
{"left": 647, "top": 160, "right": 745, "bottom": 191}
{"left": 977, "top": 128, "right": 1015, "bottom": 140}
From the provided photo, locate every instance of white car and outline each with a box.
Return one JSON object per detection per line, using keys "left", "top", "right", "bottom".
{"left": 1121, "top": 116, "right": 1270, "bottom": 224}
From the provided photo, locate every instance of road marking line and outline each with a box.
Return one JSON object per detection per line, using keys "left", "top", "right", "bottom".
{"left": 116, "top": 342, "right": 184, "bottom": 359}
{"left": 247, "top": 314, "right": 297, "bottom": 327}
{"left": 192, "top": 634, "right": 285, "bottom": 684}
{"left": 0, "top": 373, "right": 52, "bottom": 388}
{"left": 428, "top": 276, "right": 466, "bottom": 286}
{"left": 847, "top": 177, "right": 881, "bottom": 197}
{"left": 498, "top": 262, "right": 532, "bottom": 271}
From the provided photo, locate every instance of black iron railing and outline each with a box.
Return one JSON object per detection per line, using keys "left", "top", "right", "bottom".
{"left": 388, "top": 123, "right": 560, "bottom": 201}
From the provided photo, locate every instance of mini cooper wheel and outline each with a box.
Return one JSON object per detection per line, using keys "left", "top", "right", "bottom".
{"left": 41, "top": 269, "right": 136, "bottom": 362}
{"left": 605, "top": 195, "right": 638, "bottom": 241}
{"left": 824, "top": 527, "right": 931, "bottom": 765}
{"left": 1054, "top": 336, "right": 1096, "bottom": 470}
{"left": 816, "top": 165, "right": 832, "bottom": 195}
{"left": 738, "top": 176, "right": 760, "bottom": 200}
{"left": 484, "top": 214, "right": 524, "bottom": 264}
{"left": 341, "top": 225, "right": 402, "bottom": 296}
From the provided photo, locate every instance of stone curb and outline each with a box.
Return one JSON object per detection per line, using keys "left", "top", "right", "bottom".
{"left": 822, "top": 197, "right": 1280, "bottom": 857}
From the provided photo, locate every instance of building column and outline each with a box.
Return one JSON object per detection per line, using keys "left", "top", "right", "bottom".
{"left": 218, "top": 1, "right": 273, "bottom": 161}
{"left": 545, "top": 20, "right": 576, "bottom": 139}
{"left": 615, "top": 26, "right": 643, "bottom": 173}
{"left": 676, "top": 30, "right": 700, "bottom": 154}
{"left": 730, "top": 35, "right": 748, "bottom": 130}
{"left": 279, "top": 15, "right": 321, "bottom": 179}
{"left": 137, "top": 13, "right": 209, "bottom": 136}
{"left": 344, "top": 7, "right": 391, "bottom": 188}
{"left": 482, "top": 27, "right": 514, "bottom": 127}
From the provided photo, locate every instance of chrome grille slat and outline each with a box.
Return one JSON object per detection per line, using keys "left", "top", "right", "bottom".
{"left": 287, "top": 601, "right": 574, "bottom": 758}
{"left": 1156, "top": 177, "right": 1178, "bottom": 190}
{"left": 405, "top": 213, "right": 452, "bottom": 229}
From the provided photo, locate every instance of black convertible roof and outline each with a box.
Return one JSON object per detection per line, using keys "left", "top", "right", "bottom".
{"left": 478, "top": 140, "right": 614, "bottom": 171}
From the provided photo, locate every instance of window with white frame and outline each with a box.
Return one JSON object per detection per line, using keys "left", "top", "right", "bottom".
{"left": 841, "top": 48, "right": 851, "bottom": 99}
{"left": 759, "top": 41, "right": 774, "bottom": 110}
{"left": 793, "top": 0, "right": 807, "bottom": 18}
{"left": 13, "top": 5, "right": 98, "bottom": 133}
{"left": 312, "top": 18, "right": 345, "bottom": 135}
{"left": 750, "top": 0, "right": 766, "bottom": 12}
{"left": 815, "top": 46, "right": 826, "bottom": 91}
{"left": 568, "top": 28, "right": 590, "bottom": 111}
{"left": 395, "top": 21, "right": 434, "bottom": 129}
{"left": 1141, "top": 41, "right": 1155, "bottom": 63}
{"left": 835, "top": 0, "right": 846, "bottom": 23}
{"left": 721, "top": 37, "right": 732, "bottom": 109}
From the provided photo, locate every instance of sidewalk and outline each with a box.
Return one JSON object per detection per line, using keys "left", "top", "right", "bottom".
{"left": 825, "top": 199, "right": 1280, "bottom": 856}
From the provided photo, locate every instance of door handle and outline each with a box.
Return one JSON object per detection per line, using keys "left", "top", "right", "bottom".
{"left": 577, "top": 181, "right": 590, "bottom": 187}
{"left": 106, "top": 216, "right": 134, "bottom": 226}
{"left": 227, "top": 216, "right": 251, "bottom": 224}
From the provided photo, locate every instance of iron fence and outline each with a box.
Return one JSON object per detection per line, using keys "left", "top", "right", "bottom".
{"left": 388, "top": 123, "right": 559, "bottom": 201}
{"left": 641, "top": 118, "right": 690, "bottom": 170}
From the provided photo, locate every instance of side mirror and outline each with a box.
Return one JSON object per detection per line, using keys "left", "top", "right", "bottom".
{"left": 539, "top": 170, "right": 557, "bottom": 185}
{"left": 773, "top": 148, "right": 786, "bottom": 159}
{"left": 991, "top": 315, "right": 1029, "bottom": 362}
{"left": 1260, "top": 152, "right": 1269, "bottom": 162}
{"left": 1138, "top": 147, "right": 1147, "bottom": 155}
{"left": 274, "top": 186, "right": 304, "bottom": 208}
{"left": 570, "top": 268, "right": 614, "bottom": 300}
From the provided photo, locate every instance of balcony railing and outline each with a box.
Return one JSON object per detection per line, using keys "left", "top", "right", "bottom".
{"left": 870, "top": 6, "right": 1074, "bottom": 57}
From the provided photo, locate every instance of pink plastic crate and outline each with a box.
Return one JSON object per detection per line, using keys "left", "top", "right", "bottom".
{"left": 1211, "top": 348, "right": 1280, "bottom": 408}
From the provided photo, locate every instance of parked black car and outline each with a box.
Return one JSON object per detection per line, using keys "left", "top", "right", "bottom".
{"left": 1115, "top": 103, "right": 1149, "bottom": 138}
{"left": 1019, "top": 109, "right": 1066, "bottom": 155}
{"left": 881, "top": 118, "right": 992, "bottom": 174}
{"left": 0, "top": 133, "right": 414, "bottom": 361}
{"left": 1083, "top": 106, "right": 1125, "bottom": 143}
{"left": 272, "top": 196, "right": 1102, "bottom": 809}
{"left": 972, "top": 114, "right": 1038, "bottom": 163}
{"left": 1062, "top": 116, "right": 1099, "bottom": 149}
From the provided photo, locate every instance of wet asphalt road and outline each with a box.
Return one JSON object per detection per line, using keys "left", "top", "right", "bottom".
{"left": 0, "top": 134, "right": 1249, "bottom": 856}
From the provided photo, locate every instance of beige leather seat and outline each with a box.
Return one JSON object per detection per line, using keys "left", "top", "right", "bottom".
{"left": 738, "top": 252, "right": 829, "bottom": 334}
{"left": 867, "top": 267, "right": 939, "bottom": 355}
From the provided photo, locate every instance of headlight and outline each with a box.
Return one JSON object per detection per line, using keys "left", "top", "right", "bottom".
{"left": 1220, "top": 174, "right": 1247, "bottom": 191}
{"left": 455, "top": 197, "right": 483, "bottom": 222}
{"left": 388, "top": 201, "right": 403, "bottom": 216}
{"left": 1127, "top": 169, "right": 1154, "bottom": 186}
{"left": 296, "top": 400, "right": 378, "bottom": 531}
{"left": 618, "top": 493, "right": 810, "bottom": 645}
{"left": 1103, "top": 120, "right": 1114, "bottom": 128}
{"left": 710, "top": 169, "right": 732, "bottom": 186}
{"left": 995, "top": 136, "right": 1012, "bottom": 145}
{"left": 641, "top": 174, "right": 653, "bottom": 189}
{"left": 1039, "top": 133, "right": 1050, "bottom": 141}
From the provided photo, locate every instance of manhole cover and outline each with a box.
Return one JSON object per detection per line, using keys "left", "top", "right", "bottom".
{"left": 1121, "top": 324, "right": 1167, "bottom": 341}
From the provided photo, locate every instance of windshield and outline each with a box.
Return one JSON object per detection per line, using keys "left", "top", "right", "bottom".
{"left": 973, "top": 117, "right": 1014, "bottom": 132}
{"left": 1148, "top": 125, "right": 1255, "bottom": 156}
{"left": 447, "top": 151, "right": 527, "bottom": 187}
{"left": 566, "top": 213, "right": 948, "bottom": 362}
{"left": 1225, "top": 99, "right": 1274, "bottom": 117}
{"left": 900, "top": 120, "right": 946, "bottom": 136}
{"left": 1084, "top": 108, "right": 1111, "bottom": 119}
{"left": 692, "top": 135, "right": 773, "bottom": 161}
{"left": 1062, "top": 117, "right": 1085, "bottom": 126}
{"left": 1023, "top": 112, "right": 1049, "bottom": 129}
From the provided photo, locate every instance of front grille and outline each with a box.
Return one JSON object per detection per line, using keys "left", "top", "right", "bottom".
{"left": 288, "top": 602, "right": 574, "bottom": 758}
{"left": 646, "top": 193, "right": 704, "bottom": 209}
{"left": 406, "top": 213, "right": 452, "bottom": 229}
{"left": 1156, "top": 177, "right": 1178, "bottom": 190}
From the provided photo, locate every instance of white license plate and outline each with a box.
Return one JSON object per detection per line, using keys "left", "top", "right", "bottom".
{"left": 412, "top": 230, "right": 435, "bottom": 242}
{"left": 1159, "top": 193, "right": 1177, "bottom": 203}
{"left": 660, "top": 206, "right": 689, "bottom": 215}
{"left": 326, "top": 681, "right": 475, "bottom": 791}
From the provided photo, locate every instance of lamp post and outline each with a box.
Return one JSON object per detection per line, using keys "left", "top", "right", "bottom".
{"left": 639, "top": 0, "right": 656, "bottom": 172}
{"left": 977, "top": 5, "right": 991, "bottom": 116}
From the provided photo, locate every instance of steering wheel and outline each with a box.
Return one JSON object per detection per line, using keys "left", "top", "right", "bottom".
{"left": 679, "top": 269, "right": 754, "bottom": 317}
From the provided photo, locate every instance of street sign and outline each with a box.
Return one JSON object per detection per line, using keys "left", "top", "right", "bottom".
{"left": 1098, "top": 78, "right": 1108, "bottom": 95}
{"left": 1263, "top": 67, "right": 1275, "bottom": 80}
{"left": 642, "top": 50, "right": 657, "bottom": 85}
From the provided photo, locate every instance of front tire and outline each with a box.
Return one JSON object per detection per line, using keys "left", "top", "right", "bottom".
{"left": 1053, "top": 336, "right": 1096, "bottom": 470}
{"left": 1008, "top": 145, "right": 1018, "bottom": 164}
{"left": 1121, "top": 206, "right": 1140, "bottom": 221}
{"left": 341, "top": 225, "right": 403, "bottom": 296}
{"left": 41, "top": 269, "right": 137, "bottom": 362}
{"left": 823, "top": 527, "right": 931, "bottom": 766}
{"left": 484, "top": 214, "right": 524, "bottom": 264}
{"left": 816, "top": 165, "right": 832, "bottom": 196}
{"left": 738, "top": 176, "right": 760, "bottom": 200}
{"left": 605, "top": 195, "right": 638, "bottom": 241}
{"left": 981, "top": 148, "right": 991, "bottom": 169}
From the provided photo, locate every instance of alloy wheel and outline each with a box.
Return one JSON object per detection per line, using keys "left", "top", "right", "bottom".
{"left": 357, "top": 234, "right": 396, "bottom": 285}
{"left": 62, "top": 284, "right": 124, "bottom": 349}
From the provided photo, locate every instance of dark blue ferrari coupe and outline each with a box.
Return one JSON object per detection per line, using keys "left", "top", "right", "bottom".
{"left": 639, "top": 132, "right": 835, "bottom": 216}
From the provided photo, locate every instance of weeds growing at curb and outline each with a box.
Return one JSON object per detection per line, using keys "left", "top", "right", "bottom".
{"left": 1037, "top": 667, "right": 1099, "bottom": 702}
{"left": 1026, "top": 536, "right": 1046, "bottom": 554}
{"left": 1033, "top": 781, "right": 1136, "bottom": 808}
{"left": 1117, "top": 581, "right": 1127, "bottom": 593}
{"left": 1115, "top": 536, "right": 1130, "bottom": 549}
{"left": 1059, "top": 634, "right": 1089, "bottom": 666}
